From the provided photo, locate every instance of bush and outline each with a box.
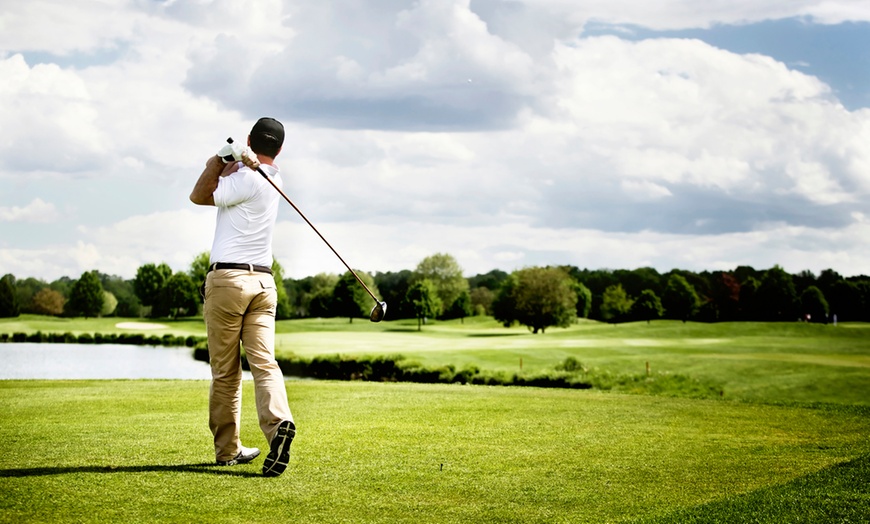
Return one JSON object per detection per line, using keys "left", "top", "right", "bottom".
{"left": 77, "top": 333, "right": 94, "bottom": 344}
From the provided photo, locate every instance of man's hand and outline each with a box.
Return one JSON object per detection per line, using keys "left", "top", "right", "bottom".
{"left": 217, "top": 140, "right": 261, "bottom": 170}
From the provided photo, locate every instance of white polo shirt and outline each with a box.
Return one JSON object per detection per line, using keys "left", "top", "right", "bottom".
{"left": 209, "top": 162, "right": 282, "bottom": 267}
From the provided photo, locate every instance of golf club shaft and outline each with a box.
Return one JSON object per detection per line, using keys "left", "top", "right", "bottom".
{"left": 255, "top": 166, "right": 381, "bottom": 304}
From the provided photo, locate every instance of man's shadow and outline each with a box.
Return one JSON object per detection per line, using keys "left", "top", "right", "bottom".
{"left": 0, "top": 463, "right": 262, "bottom": 478}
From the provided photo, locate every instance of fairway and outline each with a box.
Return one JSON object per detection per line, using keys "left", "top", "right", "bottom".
{"left": 1, "top": 317, "right": 869, "bottom": 522}
{"left": 0, "top": 380, "right": 868, "bottom": 523}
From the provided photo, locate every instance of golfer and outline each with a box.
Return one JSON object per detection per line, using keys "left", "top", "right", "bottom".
{"left": 189, "top": 117, "right": 295, "bottom": 477}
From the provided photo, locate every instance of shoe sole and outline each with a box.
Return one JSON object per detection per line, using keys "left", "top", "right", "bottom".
{"left": 263, "top": 420, "right": 295, "bottom": 477}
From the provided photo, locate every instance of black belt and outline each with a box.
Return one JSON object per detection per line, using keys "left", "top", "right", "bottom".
{"left": 208, "top": 262, "right": 273, "bottom": 275}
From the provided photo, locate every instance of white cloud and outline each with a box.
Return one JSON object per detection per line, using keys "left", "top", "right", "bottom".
{"left": 0, "top": 1, "right": 868, "bottom": 283}
{"left": 0, "top": 198, "right": 59, "bottom": 223}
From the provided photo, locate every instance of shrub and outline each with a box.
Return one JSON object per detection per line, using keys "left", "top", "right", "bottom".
{"left": 77, "top": 333, "right": 94, "bottom": 344}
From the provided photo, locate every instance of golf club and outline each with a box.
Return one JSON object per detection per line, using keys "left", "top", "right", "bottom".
{"left": 226, "top": 138, "right": 387, "bottom": 322}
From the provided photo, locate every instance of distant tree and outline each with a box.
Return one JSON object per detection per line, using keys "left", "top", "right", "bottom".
{"left": 134, "top": 263, "right": 172, "bottom": 314}
{"left": 406, "top": 279, "right": 442, "bottom": 331}
{"left": 574, "top": 282, "right": 592, "bottom": 319}
{"left": 756, "top": 265, "right": 798, "bottom": 321}
{"left": 492, "top": 267, "right": 577, "bottom": 334}
{"left": 189, "top": 251, "right": 211, "bottom": 287}
{"left": 662, "top": 274, "right": 700, "bottom": 322}
{"left": 467, "top": 269, "right": 509, "bottom": 291}
{"left": 470, "top": 286, "right": 495, "bottom": 316}
{"left": 333, "top": 270, "right": 379, "bottom": 322}
{"left": 0, "top": 274, "right": 20, "bottom": 318}
{"left": 828, "top": 280, "right": 862, "bottom": 321}
{"left": 444, "top": 289, "right": 473, "bottom": 322}
{"left": 100, "top": 274, "right": 141, "bottom": 317}
{"left": 296, "top": 273, "right": 339, "bottom": 317}
{"left": 708, "top": 272, "right": 741, "bottom": 321}
{"left": 101, "top": 291, "right": 118, "bottom": 317}
{"left": 738, "top": 276, "right": 761, "bottom": 320}
{"left": 799, "top": 286, "right": 829, "bottom": 323}
{"left": 615, "top": 267, "right": 663, "bottom": 297}
{"left": 413, "top": 253, "right": 468, "bottom": 318}
{"left": 31, "top": 287, "right": 65, "bottom": 316}
{"left": 600, "top": 284, "right": 633, "bottom": 323}
{"left": 12, "top": 276, "right": 43, "bottom": 314}
{"left": 308, "top": 288, "right": 334, "bottom": 318}
{"left": 631, "top": 289, "right": 663, "bottom": 323}
{"left": 270, "top": 258, "right": 293, "bottom": 320}
{"left": 69, "top": 270, "right": 105, "bottom": 318}
{"left": 793, "top": 269, "right": 817, "bottom": 295}
{"left": 164, "top": 272, "right": 199, "bottom": 318}
{"left": 374, "top": 270, "right": 414, "bottom": 320}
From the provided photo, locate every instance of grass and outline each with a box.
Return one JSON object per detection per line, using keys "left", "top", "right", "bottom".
{"left": 1, "top": 315, "right": 869, "bottom": 522}
{"left": 0, "top": 381, "right": 868, "bottom": 523}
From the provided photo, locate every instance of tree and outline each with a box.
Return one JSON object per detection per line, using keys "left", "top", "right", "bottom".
{"left": 828, "top": 280, "right": 862, "bottom": 321}
{"left": 468, "top": 269, "right": 508, "bottom": 291}
{"left": 189, "top": 251, "right": 211, "bottom": 288}
{"left": 708, "top": 272, "right": 741, "bottom": 321}
{"left": 165, "top": 272, "right": 199, "bottom": 318}
{"left": 574, "top": 282, "right": 592, "bottom": 318}
{"left": 31, "top": 288, "right": 65, "bottom": 316}
{"left": 0, "top": 274, "right": 20, "bottom": 318}
{"left": 69, "top": 270, "right": 105, "bottom": 318}
{"left": 492, "top": 267, "right": 577, "bottom": 334}
{"left": 295, "top": 273, "right": 339, "bottom": 317}
{"left": 470, "top": 286, "right": 495, "bottom": 316}
{"left": 134, "top": 263, "right": 172, "bottom": 315}
{"left": 101, "top": 291, "right": 118, "bottom": 317}
{"left": 799, "top": 286, "right": 829, "bottom": 323}
{"left": 406, "top": 279, "right": 442, "bottom": 331}
{"left": 631, "top": 289, "right": 663, "bottom": 323}
{"left": 738, "top": 276, "right": 761, "bottom": 320}
{"left": 600, "top": 284, "right": 633, "bottom": 323}
{"left": 662, "top": 274, "right": 700, "bottom": 322}
{"left": 374, "top": 270, "right": 415, "bottom": 320}
{"left": 413, "top": 253, "right": 469, "bottom": 318}
{"left": 444, "top": 289, "right": 473, "bottom": 322}
{"left": 270, "top": 258, "right": 293, "bottom": 320}
{"left": 756, "top": 265, "right": 797, "bottom": 321}
{"left": 333, "top": 270, "right": 379, "bottom": 322}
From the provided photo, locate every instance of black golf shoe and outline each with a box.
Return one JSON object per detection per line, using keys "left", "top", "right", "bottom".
{"left": 263, "top": 420, "right": 296, "bottom": 477}
{"left": 216, "top": 446, "right": 260, "bottom": 466}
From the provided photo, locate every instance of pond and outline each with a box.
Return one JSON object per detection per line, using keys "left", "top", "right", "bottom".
{"left": 0, "top": 343, "right": 252, "bottom": 380}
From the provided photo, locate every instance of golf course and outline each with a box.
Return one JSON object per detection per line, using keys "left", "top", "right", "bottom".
{"left": 1, "top": 315, "right": 868, "bottom": 523}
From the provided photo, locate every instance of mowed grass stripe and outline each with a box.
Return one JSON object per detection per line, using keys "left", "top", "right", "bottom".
{"left": 1, "top": 380, "right": 868, "bottom": 523}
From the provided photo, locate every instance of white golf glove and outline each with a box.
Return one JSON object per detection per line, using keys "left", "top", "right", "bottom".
{"left": 217, "top": 140, "right": 260, "bottom": 169}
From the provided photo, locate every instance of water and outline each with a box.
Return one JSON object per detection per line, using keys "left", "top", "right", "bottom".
{"left": 0, "top": 343, "right": 252, "bottom": 380}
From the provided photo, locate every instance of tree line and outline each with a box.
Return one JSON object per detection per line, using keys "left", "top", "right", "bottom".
{"left": 1, "top": 253, "right": 868, "bottom": 332}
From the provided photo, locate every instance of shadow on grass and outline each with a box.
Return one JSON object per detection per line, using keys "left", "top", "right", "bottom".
{"left": 633, "top": 454, "right": 870, "bottom": 524}
{"left": 0, "top": 463, "right": 262, "bottom": 478}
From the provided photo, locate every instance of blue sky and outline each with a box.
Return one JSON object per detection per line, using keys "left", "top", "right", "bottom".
{"left": 585, "top": 17, "right": 870, "bottom": 110}
{"left": 1, "top": 1, "right": 869, "bottom": 282}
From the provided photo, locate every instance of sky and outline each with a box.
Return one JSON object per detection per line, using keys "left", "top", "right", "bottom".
{"left": 1, "top": 0, "right": 869, "bottom": 283}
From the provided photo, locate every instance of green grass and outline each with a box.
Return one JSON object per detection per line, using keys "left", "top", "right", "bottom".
{"left": 2, "top": 316, "right": 869, "bottom": 522}
{"left": 1, "top": 381, "right": 868, "bottom": 523}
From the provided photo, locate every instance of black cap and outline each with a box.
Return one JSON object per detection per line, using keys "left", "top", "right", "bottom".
{"left": 250, "top": 117, "right": 284, "bottom": 156}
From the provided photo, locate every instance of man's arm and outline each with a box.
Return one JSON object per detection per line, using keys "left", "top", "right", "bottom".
{"left": 190, "top": 156, "right": 239, "bottom": 206}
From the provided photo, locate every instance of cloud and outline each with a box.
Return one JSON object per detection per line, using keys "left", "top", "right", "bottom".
{"left": 0, "top": 198, "right": 59, "bottom": 223}
{"left": 0, "top": 1, "right": 868, "bottom": 283}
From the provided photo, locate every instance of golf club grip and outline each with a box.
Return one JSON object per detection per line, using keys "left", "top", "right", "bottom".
{"left": 255, "top": 167, "right": 381, "bottom": 304}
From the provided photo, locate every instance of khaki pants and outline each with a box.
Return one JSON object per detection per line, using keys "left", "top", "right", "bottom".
{"left": 203, "top": 269, "right": 293, "bottom": 462}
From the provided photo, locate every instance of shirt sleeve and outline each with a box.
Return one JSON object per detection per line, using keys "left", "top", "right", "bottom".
{"left": 213, "top": 165, "right": 254, "bottom": 208}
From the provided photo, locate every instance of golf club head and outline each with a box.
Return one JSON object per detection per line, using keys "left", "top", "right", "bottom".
{"left": 369, "top": 301, "right": 387, "bottom": 323}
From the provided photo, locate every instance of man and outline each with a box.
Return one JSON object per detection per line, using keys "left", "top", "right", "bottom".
{"left": 189, "top": 117, "right": 295, "bottom": 477}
